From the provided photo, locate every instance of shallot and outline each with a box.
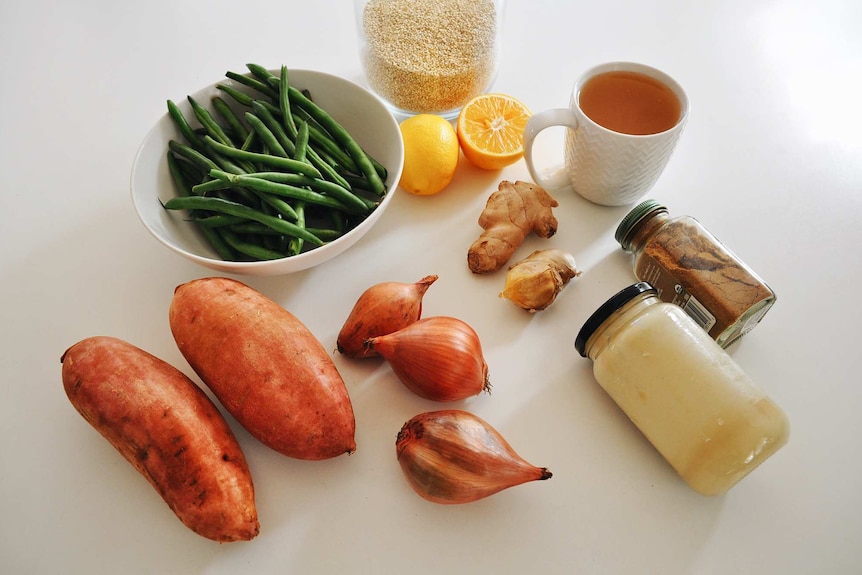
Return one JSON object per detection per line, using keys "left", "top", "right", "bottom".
{"left": 365, "top": 316, "right": 490, "bottom": 402}
{"left": 396, "top": 410, "right": 552, "bottom": 504}
{"left": 337, "top": 275, "right": 438, "bottom": 358}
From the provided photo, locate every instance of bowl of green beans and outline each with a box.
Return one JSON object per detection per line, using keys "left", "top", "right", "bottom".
{"left": 131, "top": 66, "right": 404, "bottom": 275}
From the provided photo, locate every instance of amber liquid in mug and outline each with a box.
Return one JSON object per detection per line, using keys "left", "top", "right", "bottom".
{"left": 579, "top": 71, "right": 682, "bottom": 135}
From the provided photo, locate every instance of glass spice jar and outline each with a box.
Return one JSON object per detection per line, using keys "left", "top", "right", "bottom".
{"left": 615, "top": 199, "right": 776, "bottom": 348}
{"left": 353, "top": 0, "right": 505, "bottom": 119}
{"left": 575, "top": 282, "right": 790, "bottom": 496}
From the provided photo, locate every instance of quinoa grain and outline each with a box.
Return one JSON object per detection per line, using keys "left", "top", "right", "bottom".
{"left": 360, "top": 0, "right": 499, "bottom": 114}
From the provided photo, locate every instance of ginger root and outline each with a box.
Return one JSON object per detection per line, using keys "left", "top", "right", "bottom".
{"left": 500, "top": 249, "right": 580, "bottom": 312}
{"left": 467, "top": 180, "right": 559, "bottom": 274}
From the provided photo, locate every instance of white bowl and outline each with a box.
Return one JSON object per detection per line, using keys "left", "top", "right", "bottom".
{"left": 130, "top": 69, "right": 404, "bottom": 275}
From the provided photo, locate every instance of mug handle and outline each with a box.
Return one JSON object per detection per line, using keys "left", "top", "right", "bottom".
{"left": 523, "top": 108, "right": 580, "bottom": 190}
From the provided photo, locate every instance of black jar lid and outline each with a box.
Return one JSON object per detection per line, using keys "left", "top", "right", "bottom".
{"left": 574, "top": 282, "right": 657, "bottom": 357}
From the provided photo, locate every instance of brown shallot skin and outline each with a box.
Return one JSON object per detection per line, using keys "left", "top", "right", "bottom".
{"left": 337, "top": 275, "right": 438, "bottom": 358}
{"left": 170, "top": 277, "right": 356, "bottom": 460}
{"left": 396, "top": 410, "right": 552, "bottom": 504}
{"left": 366, "top": 316, "right": 490, "bottom": 402}
{"left": 61, "top": 336, "right": 259, "bottom": 542}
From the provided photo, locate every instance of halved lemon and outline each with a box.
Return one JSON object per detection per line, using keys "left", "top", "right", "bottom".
{"left": 456, "top": 93, "right": 532, "bottom": 170}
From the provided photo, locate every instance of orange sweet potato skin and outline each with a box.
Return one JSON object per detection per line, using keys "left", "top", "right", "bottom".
{"left": 169, "top": 277, "right": 357, "bottom": 460}
{"left": 60, "top": 336, "right": 259, "bottom": 543}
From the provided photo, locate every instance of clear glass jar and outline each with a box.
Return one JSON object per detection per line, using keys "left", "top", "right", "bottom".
{"left": 575, "top": 282, "right": 790, "bottom": 496}
{"left": 354, "top": 0, "right": 505, "bottom": 119}
{"left": 615, "top": 199, "right": 776, "bottom": 348}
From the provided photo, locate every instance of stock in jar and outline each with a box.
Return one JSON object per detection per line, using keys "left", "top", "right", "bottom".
{"left": 575, "top": 282, "right": 789, "bottom": 496}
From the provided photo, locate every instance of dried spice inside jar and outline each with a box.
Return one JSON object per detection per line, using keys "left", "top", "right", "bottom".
{"left": 615, "top": 200, "right": 776, "bottom": 348}
{"left": 360, "top": 0, "right": 499, "bottom": 115}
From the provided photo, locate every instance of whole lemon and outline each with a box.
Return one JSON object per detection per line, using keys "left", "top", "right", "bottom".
{"left": 398, "top": 114, "right": 460, "bottom": 196}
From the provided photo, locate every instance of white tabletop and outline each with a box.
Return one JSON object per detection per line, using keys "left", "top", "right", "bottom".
{"left": 2, "top": 1, "right": 860, "bottom": 573}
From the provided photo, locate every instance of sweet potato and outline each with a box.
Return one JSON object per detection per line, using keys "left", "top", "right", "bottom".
{"left": 169, "top": 277, "right": 357, "bottom": 460}
{"left": 60, "top": 336, "right": 259, "bottom": 543}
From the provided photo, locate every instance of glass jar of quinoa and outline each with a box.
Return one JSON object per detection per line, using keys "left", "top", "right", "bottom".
{"left": 354, "top": 0, "right": 505, "bottom": 119}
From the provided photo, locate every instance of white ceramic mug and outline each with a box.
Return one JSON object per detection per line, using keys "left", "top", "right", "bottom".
{"left": 523, "top": 62, "right": 689, "bottom": 206}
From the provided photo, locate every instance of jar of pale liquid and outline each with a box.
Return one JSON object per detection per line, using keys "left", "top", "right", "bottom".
{"left": 574, "top": 282, "right": 789, "bottom": 496}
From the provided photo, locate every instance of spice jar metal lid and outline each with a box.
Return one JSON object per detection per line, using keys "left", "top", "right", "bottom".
{"left": 614, "top": 199, "right": 668, "bottom": 250}
{"left": 574, "top": 282, "right": 657, "bottom": 357}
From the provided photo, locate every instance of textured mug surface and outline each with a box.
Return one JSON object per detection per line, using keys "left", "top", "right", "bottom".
{"left": 523, "top": 62, "right": 688, "bottom": 207}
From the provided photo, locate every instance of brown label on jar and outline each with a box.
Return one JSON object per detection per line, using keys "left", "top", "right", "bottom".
{"left": 637, "top": 255, "right": 717, "bottom": 332}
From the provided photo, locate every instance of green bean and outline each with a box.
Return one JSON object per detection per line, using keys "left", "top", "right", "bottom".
{"left": 192, "top": 214, "right": 247, "bottom": 228}
{"left": 288, "top": 86, "right": 386, "bottom": 196}
{"left": 191, "top": 178, "right": 232, "bottom": 196}
{"left": 231, "top": 222, "right": 343, "bottom": 244}
{"left": 294, "top": 120, "right": 309, "bottom": 162}
{"left": 293, "top": 106, "right": 386, "bottom": 180}
{"left": 328, "top": 210, "right": 346, "bottom": 233}
{"left": 211, "top": 96, "right": 249, "bottom": 143}
{"left": 289, "top": 106, "right": 387, "bottom": 181}
{"left": 216, "top": 83, "right": 254, "bottom": 107}
{"left": 225, "top": 71, "right": 279, "bottom": 100}
{"left": 168, "top": 140, "right": 220, "bottom": 173}
{"left": 368, "top": 154, "right": 388, "bottom": 181}
{"left": 306, "top": 227, "right": 345, "bottom": 242}
{"left": 209, "top": 169, "right": 364, "bottom": 214}
{"left": 279, "top": 65, "right": 298, "bottom": 137}
{"left": 166, "top": 152, "right": 235, "bottom": 259}
{"left": 249, "top": 101, "right": 350, "bottom": 189}
{"left": 229, "top": 222, "right": 282, "bottom": 235}
{"left": 288, "top": 123, "right": 311, "bottom": 255}
{"left": 209, "top": 149, "right": 253, "bottom": 175}
{"left": 253, "top": 190, "right": 299, "bottom": 221}
{"left": 250, "top": 102, "right": 295, "bottom": 154}
{"left": 240, "top": 130, "right": 256, "bottom": 151}
{"left": 187, "top": 97, "right": 257, "bottom": 173}
{"left": 163, "top": 196, "right": 323, "bottom": 246}
{"left": 246, "top": 171, "right": 377, "bottom": 212}
{"left": 288, "top": 202, "right": 306, "bottom": 256}
{"left": 172, "top": 151, "right": 206, "bottom": 185}
{"left": 291, "top": 106, "right": 356, "bottom": 172}
{"left": 246, "top": 63, "right": 278, "bottom": 85}
{"left": 167, "top": 100, "right": 206, "bottom": 150}
{"left": 202, "top": 136, "right": 322, "bottom": 178}
{"left": 308, "top": 146, "right": 351, "bottom": 189}
{"left": 187, "top": 96, "right": 232, "bottom": 147}
{"left": 244, "top": 112, "right": 289, "bottom": 158}
{"left": 219, "top": 229, "right": 285, "bottom": 260}
{"left": 167, "top": 152, "right": 194, "bottom": 198}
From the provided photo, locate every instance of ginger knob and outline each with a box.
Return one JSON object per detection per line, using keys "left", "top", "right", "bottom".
{"left": 500, "top": 249, "right": 581, "bottom": 312}
{"left": 467, "top": 180, "right": 559, "bottom": 274}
